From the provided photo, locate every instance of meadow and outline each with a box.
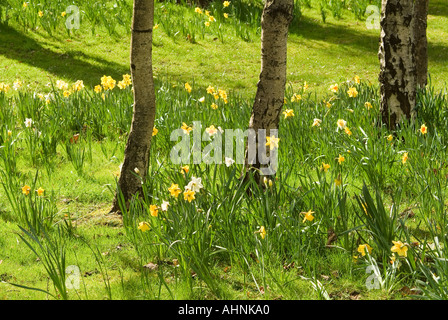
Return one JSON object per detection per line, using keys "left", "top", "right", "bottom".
{"left": 1, "top": 0, "right": 448, "bottom": 300}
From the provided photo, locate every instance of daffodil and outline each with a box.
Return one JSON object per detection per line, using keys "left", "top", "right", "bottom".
{"left": 36, "top": 187, "right": 45, "bottom": 197}
{"left": 344, "top": 127, "right": 352, "bottom": 136}
{"left": 38, "top": 10, "right": 43, "bottom": 17}
{"left": 24, "top": 118, "right": 33, "bottom": 128}
{"left": 224, "top": 13, "right": 229, "bottom": 18}
{"left": 258, "top": 226, "right": 266, "bottom": 239}
{"left": 210, "top": 103, "right": 218, "bottom": 110}
{"left": 321, "top": 162, "right": 330, "bottom": 172}
{"left": 168, "top": 183, "right": 182, "bottom": 198}
{"left": 94, "top": 85, "right": 102, "bottom": 93}
{"left": 357, "top": 244, "right": 372, "bottom": 256}
{"left": 301, "top": 210, "right": 315, "bottom": 223}
{"left": 387, "top": 134, "right": 393, "bottom": 142}
{"left": 334, "top": 178, "right": 342, "bottom": 186}
{"left": 266, "top": 136, "right": 280, "bottom": 150}
{"left": 61, "top": 11, "right": 66, "bottom": 17}
{"left": 181, "top": 165, "right": 189, "bottom": 174}
{"left": 347, "top": 87, "right": 358, "bottom": 98}
{"left": 283, "top": 109, "right": 294, "bottom": 119}
{"left": 183, "top": 189, "right": 196, "bottom": 202}
{"left": 402, "top": 152, "right": 408, "bottom": 165}
{"left": 186, "top": 176, "right": 203, "bottom": 193}
{"left": 353, "top": 75, "right": 360, "bottom": 84}
{"left": 204, "top": 21, "right": 210, "bottom": 27}
{"left": 161, "top": 200, "right": 169, "bottom": 211}
{"left": 420, "top": 124, "right": 428, "bottom": 135}
{"left": 312, "top": 118, "right": 322, "bottom": 127}
{"left": 337, "top": 154, "right": 345, "bottom": 164}
{"left": 181, "top": 122, "right": 193, "bottom": 135}
{"left": 13, "top": 79, "right": 22, "bottom": 91}
{"left": 22, "top": 185, "right": 31, "bottom": 195}
{"left": 72, "top": 80, "right": 84, "bottom": 92}
{"left": 198, "top": 96, "right": 205, "bottom": 103}
{"left": 101, "top": 75, "right": 116, "bottom": 90}
{"left": 138, "top": 222, "right": 150, "bottom": 232}
{"left": 195, "top": 7, "right": 203, "bottom": 14}
{"left": 330, "top": 83, "right": 338, "bottom": 92}
{"left": 223, "top": 1, "right": 231, "bottom": 7}
{"left": 206, "top": 85, "right": 215, "bottom": 94}
{"left": 152, "top": 127, "right": 158, "bottom": 136}
{"left": 391, "top": 241, "right": 408, "bottom": 257}
{"left": 337, "top": 119, "right": 347, "bottom": 130}
{"left": 365, "top": 102, "right": 373, "bottom": 110}
{"left": 150, "top": 204, "right": 158, "bottom": 217}
{"left": 291, "top": 93, "right": 302, "bottom": 102}
{"left": 184, "top": 82, "right": 192, "bottom": 93}
{"left": 205, "top": 125, "right": 218, "bottom": 136}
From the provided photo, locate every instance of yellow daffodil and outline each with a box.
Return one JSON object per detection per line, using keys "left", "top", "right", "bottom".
{"left": 330, "top": 83, "right": 338, "bottom": 92}
{"left": 205, "top": 125, "right": 218, "bottom": 136}
{"left": 344, "top": 127, "right": 352, "bottom": 136}
{"left": 61, "top": 11, "right": 66, "bottom": 17}
{"left": 181, "top": 122, "right": 193, "bottom": 135}
{"left": 211, "top": 103, "right": 218, "bottom": 110}
{"left": 266, "top": 136, "right": 280, "bottom": 150}
{"left": 36, "top": 187, "right": 45, "bottom": 196}
{"left": 94, "top": 85, "right": 102, "bottom": 93}
{"left": 347, "top": 87, "right": 358, "bottom": 98}
{"left": 353, "top": 75, "right": 360, "bottom": 84}
{"left": 357, "top": 244, "right": 372, "bottom": 256}
{"left": 38, "top": 10, "right": 43, "bottom": 17}
{"left": 22, "top": 185, "right": 31, "bottom": 195}
{"left": 283, "top": 109, "right": 294, "bottom": 119}
{"left": 391, "top": 241, "right": 408, "bottom": 257}
{"left": 195, "top": 7, "right": 203, "bottom": 14}
{"left": 138, "top": 222, "right": 150, "bottom": 232}
{"left": 152, "top": 127, "right": 158, "bottom": 136}
{"left": 23, "top": 2, "right": 28, "bottom": 8}
{"left": 420, "top": 124, "right": 428, "bottom": 135}
{"left": 338, "top": 154, "right": 345, "bottom": 164}
{"left": 204, "top": 21, "right": 210, "bottom": 27}
{"left": 206, "top": 85, "right": 215, "bottom": 94}
{"left": 402, "top": 152, "right": 408, "bottom": 165}
{"left": 291, "top": 93, "right": 302, "bottom": 102}
{"left": 321, "top": 162, "right": 330, "bottom": 172}
{"left": 183, "top": 189, "right": 196, "bottom": 202}
{"left": 365, "top": 102, "right": 373, "bottom": 110}
{"left": 223, "top": 1, "right": 231, "bottom": 7}
{"left": 185, "top": 82, "right": 192, "bottom": 93}
{"left": 335, "top": 178, "right": 342, "bottom": 186}
{"left": 181, "top": 165, "right": 189, "bottom": 174}
{"left": 224, "top": 13, "right": 229, "bottom": 18}
{"left": 301, "top": 209, "right": 315, "bottom": 223}
{"left": 258, "top": 226, "right": 266, "bottom": 239}
{"left": 387, "top": 134, "right": 393, "bottom": 142}
{"left": 101, "top": 75, "right": 116, "bottom": 90}
{"left": 168, "top": 183, "right": 182, "bottom": 198}
{"left": 149, "top": 204, "right": 158, "bottom": 217}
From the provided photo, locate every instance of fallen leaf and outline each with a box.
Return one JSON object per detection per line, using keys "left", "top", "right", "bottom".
{"left": 143, "top": 263, "right": 158, "bottom": 271}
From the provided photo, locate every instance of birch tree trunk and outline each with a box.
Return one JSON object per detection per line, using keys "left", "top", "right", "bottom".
{"left": 111, "top": 0, "right": 156, "bottom": 213}
{"left": 244, "top": 0, "right": 294, "bottom": 182}
{"left": 414, "top": 0, "right": 429, "bottom": 88}
{"left": 379, "top": 0, "right": 417, "bottom": 129}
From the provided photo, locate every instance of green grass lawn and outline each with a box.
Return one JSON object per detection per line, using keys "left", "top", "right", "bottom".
{"left": 1, "top": 0, "right": 448, "bottom": 301}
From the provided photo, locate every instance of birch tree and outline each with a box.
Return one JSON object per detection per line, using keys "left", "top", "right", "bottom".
{"left": 111, "top": 0, "right": 156, "bottom": 213}
{"left": 245, "top": 0, "right": 294, "bottom": 183}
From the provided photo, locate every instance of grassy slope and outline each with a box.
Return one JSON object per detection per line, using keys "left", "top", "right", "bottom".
{"left": 0, "top": 1, "right": 447, "bottom": 98}
{"left": 0, "top": 0, "right": 447, "bottom": 300}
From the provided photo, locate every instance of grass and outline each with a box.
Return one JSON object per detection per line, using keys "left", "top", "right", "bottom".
{"left": 1, "top": 0, "right": 448, "bottom": 301}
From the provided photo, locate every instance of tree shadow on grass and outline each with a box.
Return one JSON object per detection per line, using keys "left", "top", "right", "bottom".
{"left": 429, "top": 0, "right": 448, "bottom": 18}
{"left": 0, "top": 24, "right": 129, "bottom": 87}
{"left": 289, "top": 16, "right": 448, "bottom": 65}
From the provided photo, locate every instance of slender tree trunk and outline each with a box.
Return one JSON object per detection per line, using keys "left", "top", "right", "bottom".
{"left": 379, "top": 0, "right": 417, "bottom": 129}
{"left": 111, "top": 0, "right": 156, "bottom": 213}
{"left": 414, "top": 0, "right": 429, "bottom": 88}
{"left": 244, "top": 0, "right": 294, "bottom": 183}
